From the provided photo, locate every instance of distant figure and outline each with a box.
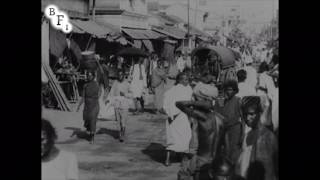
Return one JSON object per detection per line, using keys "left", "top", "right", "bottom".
{"left": 177, "top": 51, "right": 186, "bottom": 73}
{"left": 130, "top": 58, "right": 147, "bottom": 113}
{"left": 165, "top": 56, "right": 179, "bottom": 91}
{"left": 42, "top": 119, "right": 79, "bottom": 180}
{"left": 152, "top": 59, "right": 167, "bottom": 113}
{"left": 163, "top": 73, "right": 193, "bottom": 166}
{"left": 77, "top": 70, "right": 101, "bottom": 144}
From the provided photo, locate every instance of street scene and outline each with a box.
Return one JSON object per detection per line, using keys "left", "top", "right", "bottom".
{"left": 41, "top": 0, "right": 278, "bottom": 180}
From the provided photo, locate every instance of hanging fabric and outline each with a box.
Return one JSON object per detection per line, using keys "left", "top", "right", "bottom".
{"left": 49, "top": 26, "right": 67, "bottom": 58}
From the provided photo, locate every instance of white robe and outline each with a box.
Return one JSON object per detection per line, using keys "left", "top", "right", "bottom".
{"left": 244, "top": 66, "right": 258, "bottom": 89}
{"left": 130, "top": 64, "right": 147, "bottom": 98}
{"left": 163, "top": 84, "right": 193, "bottom": 152}
{"left": 237, "top": 81, "right": 257, "bottom": 98}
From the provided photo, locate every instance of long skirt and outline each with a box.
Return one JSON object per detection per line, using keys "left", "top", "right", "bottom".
{"left": 154, "top": 83, "right": 166, "bottom": 110}
{"left": 83, "top": 99, "right": 99, "bottom": 133}
{"left": 166, "top": 112, "right": 192, "bottom": 153}
{"left": 131, "top": 80, "right": 145, "bottom": 98}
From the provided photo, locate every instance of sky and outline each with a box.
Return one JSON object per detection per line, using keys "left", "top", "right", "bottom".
{"left": 157, "top": 0, "right": 278, "bottom": 23}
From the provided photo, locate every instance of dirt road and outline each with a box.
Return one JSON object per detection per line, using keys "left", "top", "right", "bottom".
{"left": 42, "top": 108, "right": 181, "bottom": 180}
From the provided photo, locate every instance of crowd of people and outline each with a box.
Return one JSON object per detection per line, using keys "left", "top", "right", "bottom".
{"left": 42, "top": 39, "right": 279, "bottom": 180}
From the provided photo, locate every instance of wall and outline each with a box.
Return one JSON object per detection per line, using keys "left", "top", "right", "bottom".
{"left": 165, "top": 4, "right": 205, "bottom": 30}
{"left": 95, "top": 0, "right": 147, "bottom": 14}
{"left": 41, "top": 0, "right": 89, "bottom": 16}
{"left": 121, "top": 0, "right": 147, "bottom": 15}
{"left": 95, "top": 0, "right": 120, "bottom": 10}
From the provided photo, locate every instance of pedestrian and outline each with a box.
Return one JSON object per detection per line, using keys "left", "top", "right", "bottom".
{"left": 97, "top": 58, "right": 110, "bottom": 119}
{"left": 77, "top": 70, "right": 101, "bottom": 144}
{"left": 256, "top": 62, "right": 276, "bottom": 130}
{"left": 148, "top": 53, "right": 159, "bottom": 91}
{"left": 165, "top": 56, "right": 179, "bottom": 91}
{"left": 214, "top": 80, "right": 242, "bottom": 164}
{"left": 106, "top": 71, "right": 133, "bottom": 142}
{"left": 177, "top": 51, "right": 186, "bottom": 73}
{"left": 151, "top": 58, "right": 167, "bottom": 114}
{"left": 175, "top": 93, "right": 225, "bottom": 180}
{"left": 42, "top": 119, "right": 79, "bottom": 180}
{"left": 163, "top": 72, "right": 193, "bottom": 166}
{"left": 236, "top": 96, "right": 278, "bottom": 180}
{"left": 129, "top": 57, "right": 147, "bottom": 114}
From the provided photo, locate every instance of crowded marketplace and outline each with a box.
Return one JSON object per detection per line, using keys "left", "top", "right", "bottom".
{"left": 41, "top": 0, "right": 278, "bottom": 180}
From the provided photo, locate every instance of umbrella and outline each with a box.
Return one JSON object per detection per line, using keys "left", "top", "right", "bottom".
{"left": 116, "top": 47, "right": 149, "bottom": 57}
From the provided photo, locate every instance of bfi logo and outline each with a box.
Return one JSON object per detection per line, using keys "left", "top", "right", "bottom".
{"left": 44, "top": 5, "right": 72, "bottom": 33}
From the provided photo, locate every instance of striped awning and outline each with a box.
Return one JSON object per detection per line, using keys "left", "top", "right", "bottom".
{"left": 122, "top": 28, "right": 165, "bottom": 40}
{"left": 152, "top": 25, "right": 186, "bottom": 40}
{"left": 70, "top": 19, "right": 115, "bottom": 38}
{"left": 142, "top": 40, "right": 154, "bottom": 52}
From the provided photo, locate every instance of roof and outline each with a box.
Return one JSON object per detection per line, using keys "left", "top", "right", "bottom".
{"left": 122, "top": 28, "right": 165, "bottom": 40}
{"left": 70, "top": 19, "right": 116, "bottom": 38}
{"left": 152, "top": 25, "right": 186, "bottom": 39}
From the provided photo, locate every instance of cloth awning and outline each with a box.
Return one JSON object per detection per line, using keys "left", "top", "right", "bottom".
{"left": 70, "top": 19, "right": 115, "bottom": 38}
{"left": 49, "top": 25, "right": 67, "bottom": 58}
{"left": 122, "top": 28, "right": 165, "bottom": 40}
{"left": 142, "top": 40, "right": 154, "bottom": 52}
{"left": 122, "top": 28, "right": 146, "bottom": 39}
{"left": 152, "top": 25, "right": 186, "bottom": 40}
{"left": 143, "top": 30, "right": 165, "bottom": 39}
{"left": 133, "top": 40, "right": 142, "bottom": 49}
{"left": 72, "top": 24, "right": 85, "bottom": 34}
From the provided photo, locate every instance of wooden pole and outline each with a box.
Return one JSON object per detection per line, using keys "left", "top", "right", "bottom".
{"left": 92, "top": 0, "right": 96, "bottom": 20}
{"left": 187, "top": 0, "right": 190, "bottom": 48}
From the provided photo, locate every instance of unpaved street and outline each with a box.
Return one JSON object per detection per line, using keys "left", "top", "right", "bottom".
{"left": 43, "top": 107, "right": 181, "bottom": 180}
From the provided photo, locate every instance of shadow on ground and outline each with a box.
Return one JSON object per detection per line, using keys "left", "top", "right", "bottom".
{"left": 128, "top": 108, "right": 157, "bottom": 114}
{"left": 55, "top": 127, "right": 91, "bottom": 144}
{"left": 141, "top": 142, "right": 167, "bottom": 164}
{"left": 96, "top": 128, "right": 119, "bottom": 139}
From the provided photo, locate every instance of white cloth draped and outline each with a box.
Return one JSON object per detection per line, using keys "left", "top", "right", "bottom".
{"left": 163, "top": 84, "right": 193, "bottom": 152}
{"left": 130, "top": 64, "right": 147, "bottom": 98}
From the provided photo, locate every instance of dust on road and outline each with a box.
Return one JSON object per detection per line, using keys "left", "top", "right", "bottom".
{"left": 43, "top": 109, "right": 181, "bottom": 180}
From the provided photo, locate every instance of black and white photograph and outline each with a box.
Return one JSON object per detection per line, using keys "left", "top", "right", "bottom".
{"left": 41, "top": 0, "right": 279, "bottom": 180}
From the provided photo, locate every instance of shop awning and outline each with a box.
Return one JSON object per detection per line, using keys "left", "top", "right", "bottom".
{"left": 122, "top": 28, "right": 146, "bottom": 39}
{"left": 122, "top": 28, "right": 165, "bottom": 40}
{"left": 133, "top": 40, "right": 142, "bottom": 49}
{"left": 152, "top": 25, "right": 186, "bottom": 40}
{"left": 143, "top": 30, "right": 165, "bottom": 39}
{"left": 70, "top": 19, "right": 115, "bottom": 38}
{"left": 72, "top": 24, "right": 85, "bottom": 34}
{"left": 142, "top": 40, "right": 154, "bottom": 52}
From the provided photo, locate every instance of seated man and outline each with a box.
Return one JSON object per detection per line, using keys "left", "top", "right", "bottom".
{"left": 176, "top": 92, "right": 225, "bottom": 180}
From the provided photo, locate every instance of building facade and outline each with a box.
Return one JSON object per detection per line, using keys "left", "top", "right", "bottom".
{"left": 41, "top": 0, "right": 89, "bottom": 18}
{"left": 93, "top": 0, "right": 149, "bottom": 30}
